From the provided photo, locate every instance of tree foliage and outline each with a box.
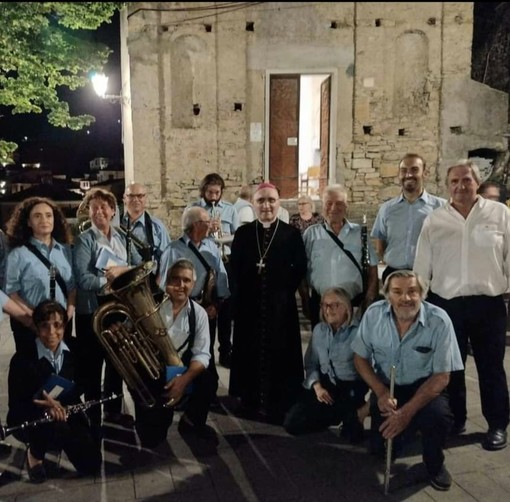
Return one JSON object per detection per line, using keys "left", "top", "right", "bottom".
{"left": 0, "top": 2, "right": 123, "bottom": 161}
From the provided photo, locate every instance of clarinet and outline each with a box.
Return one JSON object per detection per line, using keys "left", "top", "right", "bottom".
{"left": 49, "top": 265, "right": 56, "bottom": 301}
{"left": 0, "top": 393, "right": 122, "bottom": 441}
{"left": 361, "top": 214, "right": 369, "bottom": 295}
{"left": 125, "top": 216, "right": 132, "bottom": 266}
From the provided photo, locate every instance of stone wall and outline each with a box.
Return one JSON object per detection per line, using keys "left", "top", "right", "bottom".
{"left": 122, "top": 2, "right": 508, "bottom": 236}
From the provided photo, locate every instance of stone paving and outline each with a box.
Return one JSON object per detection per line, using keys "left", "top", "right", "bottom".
{"left": 0, "top": 314, "right": 509, "bottom": 502}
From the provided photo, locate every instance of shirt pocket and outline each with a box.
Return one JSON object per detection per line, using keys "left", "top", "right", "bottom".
{"left": 408, "top": 345, "right": 434, "bottom": 373}
{"left": 472, "top": 224, "right": 503, "bottom": 248}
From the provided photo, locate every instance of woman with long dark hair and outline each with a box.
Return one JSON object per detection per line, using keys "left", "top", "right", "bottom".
{"left": 5, "top": 197, "right": 75, "bottom": 353}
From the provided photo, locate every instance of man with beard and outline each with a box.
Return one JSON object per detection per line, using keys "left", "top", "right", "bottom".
{"left": 229, "top": 182, "right": 307, "bottom": 424}
{"left": 352, "top": 270, "right": 462, "bottom": 491}
{"left": 414, "top": 160, "right": 510, "bottom": 450}
{"left": 371, "top": 154, "right": 445, "bottom": 285}
{"left": 189, "top": 173, "right": 239, "bottom": 368}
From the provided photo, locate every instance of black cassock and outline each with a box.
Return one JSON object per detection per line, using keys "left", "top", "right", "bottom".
{"left": 229, "top": 219, "right": 307, "bottom": 422}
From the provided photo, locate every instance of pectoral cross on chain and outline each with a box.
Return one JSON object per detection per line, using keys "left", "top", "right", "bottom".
{"left": 256, "top": 258, "right": 266, "bottom": 274}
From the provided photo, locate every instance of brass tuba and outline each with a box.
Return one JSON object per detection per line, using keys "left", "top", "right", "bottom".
{"left": 76, "top": 198, "right": 92, "bottom": 233}
{"left": 93, "top": 261, "right": 183, "bottom": 408}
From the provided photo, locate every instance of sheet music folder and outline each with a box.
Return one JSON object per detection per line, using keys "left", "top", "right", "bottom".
{"left": 166, "top": 366, "right": 193, "bottom": 394}
{"left": 95, "top": 246, "right": 127, "bottom": 271}
{"left": 33, "top": 374, "right": 75, "bottom": 401}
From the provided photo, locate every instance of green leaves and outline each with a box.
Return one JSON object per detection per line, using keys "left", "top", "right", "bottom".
{"left": 0, "top": 2, "right": 122, "bottom": 158}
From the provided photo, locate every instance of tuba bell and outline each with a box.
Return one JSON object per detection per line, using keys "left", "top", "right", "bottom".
{"left": 93, "top": 261, "right": 183, "bottom": 408}
{"left": 76, "top": 198, "right": 92, "bottom": 233}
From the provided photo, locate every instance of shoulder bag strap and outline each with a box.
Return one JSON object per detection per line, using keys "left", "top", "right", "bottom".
{"left": 322, "top": 224, "right": 364, "bottom": 286}
{"left": 25, "top": 243, "right": 68, "bottom": 298}
{"left": 180, "top": 237, "right": 211, "bottom": 273}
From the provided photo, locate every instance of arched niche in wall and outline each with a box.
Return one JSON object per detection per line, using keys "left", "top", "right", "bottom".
{"left": 393, "top": 30, "right": 430, "bottom": 117}
{"left": 170, "top": 35, "right": 208, "bottom": 129}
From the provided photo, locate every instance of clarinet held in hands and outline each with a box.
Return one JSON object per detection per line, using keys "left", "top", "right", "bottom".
{"left": 0, "top": 393, "right": 122, "bottom": 440}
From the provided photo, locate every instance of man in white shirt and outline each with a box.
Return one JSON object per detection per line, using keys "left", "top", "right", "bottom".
{"left": 414, "top": 160, "right": 510, "bottom": 451}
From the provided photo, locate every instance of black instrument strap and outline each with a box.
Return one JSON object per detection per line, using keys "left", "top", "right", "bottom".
{"left": 144, "top": 211, "right": 155, "bottom": 250}
{"left": 322, "top": 224, "right": 365, "bottom": 288}
{"left": 176, "top": 300, "right": 197, "bottom": 366}
{"left": 25, "top": 243, "right": 68, "bottom": 298}
{"left": 180, "top": 237, "right": 211, "bottom": 273}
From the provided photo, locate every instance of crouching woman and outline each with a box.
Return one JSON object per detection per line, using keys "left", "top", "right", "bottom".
{"left": 284, "top": 287, "right": 368, "bottom": 442}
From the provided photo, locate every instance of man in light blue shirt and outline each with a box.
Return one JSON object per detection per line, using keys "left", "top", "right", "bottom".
{"left": 302, "top": 184, "right": 378, "bottom": 327}
{"left": 122, "top": 182, "right": 171, "bottom": 268}
{"left": 133, "top": 259, "right": 217, "bottom": 448}
{"left": 352, "top": 270, "right": 463, "bottom": 492}
{"left": 371, "top": 154, "right": 445, "bottom": 284}
{"left": 158, "top": 206, "right": 229, "bottom": 392}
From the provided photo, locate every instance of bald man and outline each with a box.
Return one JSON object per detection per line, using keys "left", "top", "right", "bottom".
{"left": 122, "top": 183, "right": 172, "bottom": 267}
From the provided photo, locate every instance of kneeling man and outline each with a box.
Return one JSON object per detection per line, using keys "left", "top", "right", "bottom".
{"left": 351, "top": 270, "right": 462, "bottom": 491}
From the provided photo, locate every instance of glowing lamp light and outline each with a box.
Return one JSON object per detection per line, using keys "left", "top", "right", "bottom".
{"left": 91, "top": 72, "right": 109, "bottom": 99}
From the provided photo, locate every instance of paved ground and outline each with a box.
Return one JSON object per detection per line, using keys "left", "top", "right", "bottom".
{"left": 0, "top": 313, "right": 510, "bottom": 502}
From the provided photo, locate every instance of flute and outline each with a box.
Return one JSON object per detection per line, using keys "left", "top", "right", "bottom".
{"left": 0, "top": 393, "right": 122, "bottom": 441}
{"left": 384, "top": 365, "right": 396, "bottom": 495}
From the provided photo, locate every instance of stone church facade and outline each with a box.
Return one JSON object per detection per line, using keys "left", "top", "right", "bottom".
{"left": 119, "top": 2, "right": 508, "bottom": 233}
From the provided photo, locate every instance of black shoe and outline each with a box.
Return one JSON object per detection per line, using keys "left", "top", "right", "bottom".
{"left": 340, "top": 421, "right": 365, "bottom": 444}
{"left": 27, "top": 461, "right": 46, "bottom": 484}
{"left": 450, "top": 421, "right": 466, "bottom": 436}
{"left": 429, "top": 465, "right": 452, "bottom": 491}
{"left": 0, "top": 442, "right": 12, "bottom": 457}
{"left": 178, "top": 417, "right": 218, "bottom": 443}
{"left": 482, "top": 429, "right": 507, "bottom": 451}
{"left": 219, "top": 351, "right": 232, "bottom": 369}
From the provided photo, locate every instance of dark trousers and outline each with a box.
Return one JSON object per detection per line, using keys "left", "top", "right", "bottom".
{"left": 284, "top": 377, "right": 367, "bottom": 435}
{"left": 427, "top": 292, "right": 509, "bottom": 430}
{"left": 10, "top": 317, "right": 73, "bottom": 355}
{"left": 370, "top": 381, "right": 453, "bottom": 476}
{"left": 207, "top": 316, "right": 220, "bottom": 393}
{"left": 19, "top": 416, "right": 101, "bottom": 475}
{"left": 310, "top": 289, "right": 321, "bottom": 330}
{"left": 217, "top": 260, "right": 233, "bottom": 356}
{"left": 134, "top": 368, "right": 217, "bottom": 448}
{"left": 75, "top": 313, "right": 123, "bottom": 427}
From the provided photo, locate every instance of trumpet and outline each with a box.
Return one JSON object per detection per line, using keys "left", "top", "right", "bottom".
{"left": 210, "top": 201, "right": 231, "bottom": 262}
{"left": 0, "top": 393, "right": 122, "bottom": 440}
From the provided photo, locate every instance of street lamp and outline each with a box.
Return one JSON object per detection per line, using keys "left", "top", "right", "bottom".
{"left": 90, "top": 71, "right": 129, "bottom": 105}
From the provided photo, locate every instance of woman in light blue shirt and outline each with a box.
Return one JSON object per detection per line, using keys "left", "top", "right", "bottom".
{"left": 5, "top": 197, "right": 75, "bottom": 353}
{"left": 284, "top": 287, "right": 368, "bottom": 442}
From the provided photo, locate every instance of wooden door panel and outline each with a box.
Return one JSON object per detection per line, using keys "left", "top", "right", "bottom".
{"left": 320, "top": 76, "right": 331, "bottom": 193}
{"left": 269, "top": 75, "right": 300, "bottom": 198}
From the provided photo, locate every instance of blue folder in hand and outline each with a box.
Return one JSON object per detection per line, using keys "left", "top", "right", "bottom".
{"left": 166, "top": 366, "right": 193, "bottom": 394}
{"left": 33, "top": 374, "right": 75, "bottom": 401}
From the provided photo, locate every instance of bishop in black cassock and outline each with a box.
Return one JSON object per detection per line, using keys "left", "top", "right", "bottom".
{"left": 229, "top": 183, "right": 307, "bottom": 424}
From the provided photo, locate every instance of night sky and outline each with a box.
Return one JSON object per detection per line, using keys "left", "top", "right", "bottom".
{"left": 0, "top": 11, "right": 122, "bottom": 175}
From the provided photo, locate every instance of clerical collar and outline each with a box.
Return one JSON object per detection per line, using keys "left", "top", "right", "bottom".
{"left": 257, "top": 218, "right": 278, "bottom": 229}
